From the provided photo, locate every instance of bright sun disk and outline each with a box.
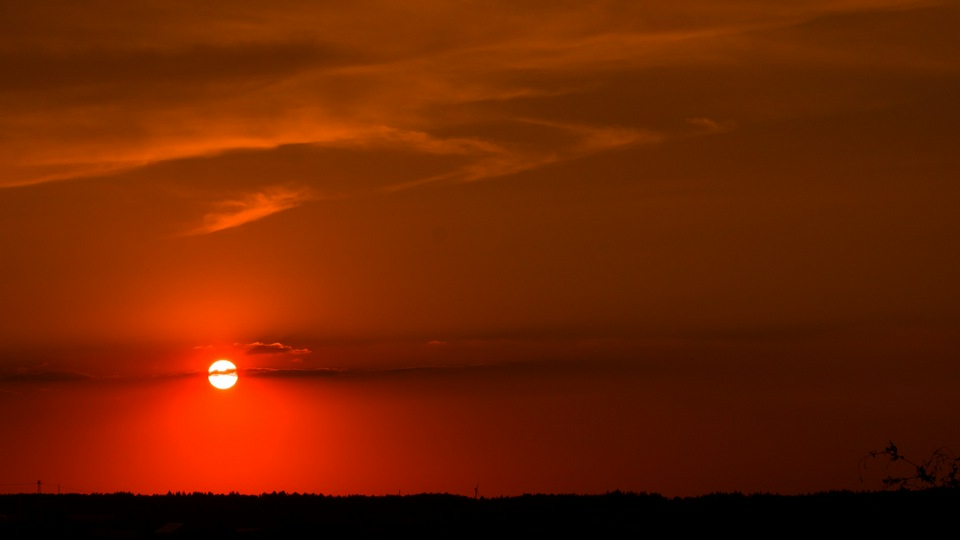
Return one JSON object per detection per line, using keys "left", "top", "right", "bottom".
{"left": 208, "top": 359, "right": 238, "bottom": 390}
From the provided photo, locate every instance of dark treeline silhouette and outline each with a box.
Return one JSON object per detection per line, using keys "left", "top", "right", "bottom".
{"left": 1, "top": 489, "right": 957, "bottom": 538}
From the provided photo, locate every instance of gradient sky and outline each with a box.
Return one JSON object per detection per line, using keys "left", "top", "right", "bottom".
{"left": 1, "top": 0, "right": 959, "bottom": 497}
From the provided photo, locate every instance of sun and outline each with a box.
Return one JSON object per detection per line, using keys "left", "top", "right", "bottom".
{"left": 208, "top": 359, "right": 238, "bottom": 390}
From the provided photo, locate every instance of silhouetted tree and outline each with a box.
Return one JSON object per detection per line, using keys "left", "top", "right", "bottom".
{"left": 860, "top": 441, "right": 960, "bottom": 489}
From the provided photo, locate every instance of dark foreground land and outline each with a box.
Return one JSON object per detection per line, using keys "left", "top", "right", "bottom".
{"left": 1, "top": 489, "right": 955, "bottom": 538}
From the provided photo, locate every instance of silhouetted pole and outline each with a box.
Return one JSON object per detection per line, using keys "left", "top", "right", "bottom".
{"left": 37, "top": 480, "right": 41, "bottom": 494}
{"left": 474, "top": 483, "right": 479, "bottom": 499}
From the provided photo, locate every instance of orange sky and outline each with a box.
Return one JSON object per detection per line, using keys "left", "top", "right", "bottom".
{"left": 1, "top": 0, "right": 959, "bottom": 496}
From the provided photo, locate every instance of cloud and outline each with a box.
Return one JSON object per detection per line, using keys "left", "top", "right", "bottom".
{"left": 240, "top": 341, "right": 312, "bottom": 355}
{"left": 1, "top": 0, "right": 941, "bottom": 189}
{"left": 0, "top": 3, "right": 801, "bottom": 186}
{"left": 189, "top": 186, "right": 315, "bottom": 235}
{"left": 383, "top": 120, "right": 661, "bottom": 191}
{"left": 686, "top": 117, "right": 725, "bottom": 133}
{"left": 333, "top": 126, "right": 504, "bottom": 156}
{"left": 241, "top": 363, "right": 493, "bottom": 380}
{"left": 208, "top": 364, "right": 236, "bottom": 376}
{"left": 518, "top": 119, "right": 662, "bottom": 153}
{"left": 1, "top": 368, "right": 93, "bottom": 382}
{"left": 244, "top": 367, "right": 341, "bottom": 378}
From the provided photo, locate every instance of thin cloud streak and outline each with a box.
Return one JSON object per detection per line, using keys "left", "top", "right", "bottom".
{"left": 384, "top": 121, "right": 662, "bottom": 192}
{"left": 187, "top": 186, "right": 315, "bottom": 235}
{"left": 0, "top": 368, "right": 94, "bottom": 382}
{"left": 241, "top": 341, "right": 312, "bottom": 355}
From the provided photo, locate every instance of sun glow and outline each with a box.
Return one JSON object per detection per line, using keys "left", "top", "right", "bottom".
{"left": 208, "top": 359, "right": 238, "bottom": 390}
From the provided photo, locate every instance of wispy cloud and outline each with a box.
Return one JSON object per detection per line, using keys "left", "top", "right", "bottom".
{"left": 0, "top": 3, "right": 839, "bottom": 186}
{"left": 383, "top": 120, "right": 661, "bottom": 192}
{"left": 244, "top": 367, "right": 342, "bottom": 378}
{"left": 240, "top": 341, "right": 312, "bottom": 355}
{"left": 188, "top": 186, "right": 315, "bottom": 235}
{"left": 686, "top": 117, "right": 729, "bottom": 134}
{"left": 1, "top": 0, "right": 938, "bottom": 188}
{"left": 1, "top": 366, "right": 93, "bottom": 382}
{"left": 333, "top": 126, "right": 504, "bottom": 155}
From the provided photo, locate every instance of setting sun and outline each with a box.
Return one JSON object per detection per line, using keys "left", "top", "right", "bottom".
{"left": 208, "top": 360, "right": 238, "bottom": 390}
{"left": 0, "top": 0, "right": 957, "bottom": 502}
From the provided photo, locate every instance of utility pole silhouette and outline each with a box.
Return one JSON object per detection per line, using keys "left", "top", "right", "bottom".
{"left": 37, "top": 480, "right": 41, "bottom": 494}
{"left": 474, "top": 483, "right": 479, "bottom": 499}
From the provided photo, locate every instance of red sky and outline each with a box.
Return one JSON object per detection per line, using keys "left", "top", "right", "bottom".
{"left": 1, "top": 0, "right": 959, "bottom": 497}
